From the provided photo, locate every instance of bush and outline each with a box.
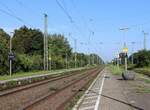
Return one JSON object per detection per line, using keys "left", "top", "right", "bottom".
{"left": 0, "top": 29, "right": 9, "bottom": 75}
{"left": 14, "top": 54, "right": 43, "bottom": 72}
{"left": 133, "top": 50, "right": 150, "bottom": 67}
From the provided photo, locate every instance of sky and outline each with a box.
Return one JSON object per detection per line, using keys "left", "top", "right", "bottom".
{"left": 1, "top": 0, "right": 150, "bottom": 62}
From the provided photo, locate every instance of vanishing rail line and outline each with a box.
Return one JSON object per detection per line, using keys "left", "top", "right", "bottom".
{"left": 22, "top": 68, "right": 103, "bottom": 110}
{"left": 0, "top": 67, "right": 100, "bottom": 110}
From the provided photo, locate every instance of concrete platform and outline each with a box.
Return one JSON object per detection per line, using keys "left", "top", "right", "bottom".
{"left": 73, "top": 67, "right": 134, "bottom": 110}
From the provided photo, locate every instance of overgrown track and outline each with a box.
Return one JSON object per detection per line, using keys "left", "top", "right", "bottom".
{"left": 0, "top": 67, "right": 101, "bottom": 110}
{"left": 22, "top": 67, "right": 103, "bottom": 110}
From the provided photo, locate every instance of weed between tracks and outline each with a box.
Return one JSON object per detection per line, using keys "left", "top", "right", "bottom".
{"left": 49, "top": 87, "right": 59, "bottom": 91}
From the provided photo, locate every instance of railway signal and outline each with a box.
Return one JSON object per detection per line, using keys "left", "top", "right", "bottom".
{"left": 8, "top": 52, "right": 15, "bottom": 61}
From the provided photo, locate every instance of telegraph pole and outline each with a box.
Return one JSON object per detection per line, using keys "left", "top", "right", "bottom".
{"left": 44, "top": 14, "right": 49, "bottom": 70}
{"left": 74, "top": 39, "right": 77, "bottom": 68}
{"left": 92, "top": 54, "right": 94, "bottom": 65}
{"left": 81, "top": 54, "right": 83, "bottom": 67}
{"left": 9, "top": 32, "right": 13, "bottom": 77}
{"left": 68, "top": 33, "right": 77, "bottom": 68}
{"left": 96, "top": 55, "right": 98, "bottom": 65}
{"left": 80, "top": 42, "right": 86, "bottom": 67}
{"left": 65, "top": 52, "right": 68, "bottom": 69}
{"left": 131, "top": 42, "right": 135, "bottom": 64}
{"left": 49, "top": 44, "right": 52, "bottom": 71}
{"left": 88, "top": 31, "right": 94, "bottom": 66}
{"left": 142, "top": 31, "right": 148, "bottom": 50}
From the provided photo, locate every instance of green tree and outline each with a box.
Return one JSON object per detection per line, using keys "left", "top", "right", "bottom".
{"left": 131, "top": 50, "right": 150, "bottom": 67}
{"left": 48, "top": 34, "right": 72, "bottom": 69}
{"left": 12, "top": 26, "right": 43, "bottom": 55}
{"left": 0, "top": 29, "right": 10, "bottom": 75}
{"left": 11, "top": 26, "right": 44, "bottom": 72}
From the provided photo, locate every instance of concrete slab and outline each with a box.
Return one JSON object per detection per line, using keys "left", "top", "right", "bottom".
{"left": 99, "top": 72, "right": 132, "bottom": 110}
{"left": 73, "top": 67, "right": 135, "bottom": 110}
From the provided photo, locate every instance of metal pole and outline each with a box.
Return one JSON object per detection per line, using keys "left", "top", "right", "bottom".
{"left": 88, "top": 31, "right": 91, "bottom": 66}
{"left": 131, "top": 55, "right": 133, "bottom": 65}
{"left": 49, "top": 44, "right": 52, "bottom": 71}
{"left": 88, "top": 49, "right": 90, "bottom": 65}
{"left": 81, "top": 54, "right": 83, "bottom": 67}
{"left": 92, "top": 54, "right": 94, "bottom": 65}
{"left": 117, "top": 58, "right": 119, "bottom": 68}
{"left": 46, "top": 15, "right": 49, "bottom": 71}
{"left": 79, "top": 43, "right": 85, "bottom": 67}
{"left": 65, "top": 52, "right": 68, "bottom": 69}
{"left": 142, "top": 31, "right": 148, "bottom": 50}
{"left": 144, "top": 34, "right": 146, "bottom": 50}
{"left": 97, "top": 55, "right": 99, "bottom": 65}
{"left": 125, "top": 56, "right": 127, "bottom": 73}
{"left": 43, "top": 14, "right": 46, "bottom": 70}
{"left": 9, "top": 35, "right": 12, "bottom": 77}
{"left": 74, "top": 39, "right": 77, "bottom": 68}
{"left": 69, "top": 33, "right": 77, "bottom": 68}
{"left": 131, "top": 42, "right": 135, "bottom": 64}
{"left": 124, "top": 43, "right": 128, "bottom": 73}
{"left": 44, "top": 14, "right": 49, "bottom": 71}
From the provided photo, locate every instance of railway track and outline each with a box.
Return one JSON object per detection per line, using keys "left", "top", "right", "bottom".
{"left": 22, "top": 67, "right": 103, "bottom": 110}
{"left": 0, "top": 67, "right": 102, "bottom": 110}
{"left": 0, "top": 69, "right": 88, "bottom": 96}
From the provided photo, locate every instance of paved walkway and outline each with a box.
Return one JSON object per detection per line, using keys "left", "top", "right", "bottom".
{"left": 73, "top": 67, "right": 133, "bottom": 110}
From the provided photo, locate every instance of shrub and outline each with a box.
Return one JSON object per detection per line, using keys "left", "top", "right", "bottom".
{"left": 133, "top": 50, "right": 150, "bottom": 67}
{"left": 15, "top": 54, "right": 43, "bottom": 72}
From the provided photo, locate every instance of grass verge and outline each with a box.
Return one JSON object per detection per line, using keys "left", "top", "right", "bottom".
{"left": 0, "top": 67, "right": 88, "bottom": 81}
{"left": 136, "top": 85, "right": 150, "bottom": 93}
{"left": 0, "top": 67, "right": 92, "bottom": 91}
{"left": 109, "top": 65, "right": 123, "bottom": 75}
{"left": 134, "top": 67, "right": 150, "bottom": 77}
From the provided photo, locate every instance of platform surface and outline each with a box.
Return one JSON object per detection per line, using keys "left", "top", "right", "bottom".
{"left": 73, "top": 67, "right": 135, "bottom": 110}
